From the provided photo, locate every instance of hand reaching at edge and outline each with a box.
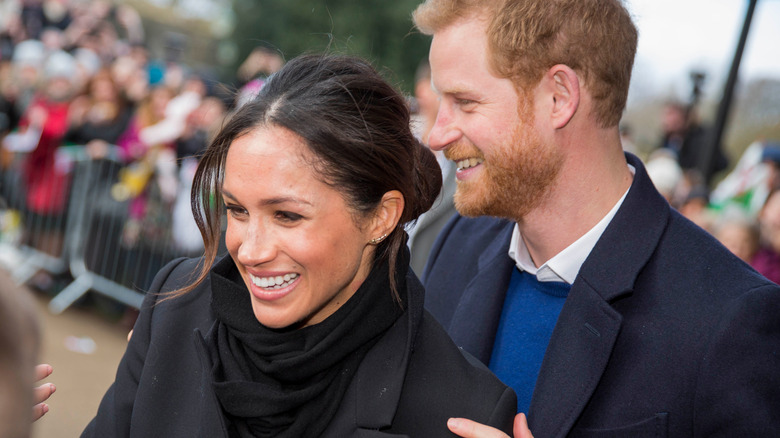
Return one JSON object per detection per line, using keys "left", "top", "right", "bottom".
{"left": 32, "top": 364, "right": 55, "bottom": 422}
{"left": 447, "top": 413, "right": 534, "bottom": 438}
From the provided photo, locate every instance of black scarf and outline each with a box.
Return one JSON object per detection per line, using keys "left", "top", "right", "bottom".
{"left": 208, "top": 248, "right": 408, "bottom": 438}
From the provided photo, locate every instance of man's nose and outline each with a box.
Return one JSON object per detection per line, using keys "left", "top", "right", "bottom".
{"left": 427, "top": 105, "right": 461, "bottom": 151}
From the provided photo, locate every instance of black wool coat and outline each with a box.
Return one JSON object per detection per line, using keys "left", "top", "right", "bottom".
{"left": 82, "top": 257, "right": 516, "bottom": 437}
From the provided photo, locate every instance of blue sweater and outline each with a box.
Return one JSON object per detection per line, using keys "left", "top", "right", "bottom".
{"left": 488, "top": 268, "right": 570, "bottom": 413}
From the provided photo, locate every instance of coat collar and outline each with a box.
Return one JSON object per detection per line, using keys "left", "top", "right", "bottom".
{"left": 193, "top": 324, "right": 230, "bottom": 438}
{"left": 528, "top": 153, "right": 671, "bottom": 437}
{"left": 447, "top": 220, "right": 516, "bottom": 364}
{"left": 577, "top": 153, "right": 670, "bottom": 300}
{"left": 321, "top": 270, "right": 425, "bottom": 437}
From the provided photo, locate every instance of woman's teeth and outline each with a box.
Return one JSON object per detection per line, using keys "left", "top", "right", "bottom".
{"left": 250, "top": 273, "right": 299, "bottom": 289}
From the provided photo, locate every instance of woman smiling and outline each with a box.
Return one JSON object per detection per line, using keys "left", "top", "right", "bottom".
{"left": 82, "top": 54, "right": 515, "bottom": 437}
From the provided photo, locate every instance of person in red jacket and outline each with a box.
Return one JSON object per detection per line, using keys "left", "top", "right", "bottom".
{"left": 16, "top": 50, "right": 77, "bottom": 256}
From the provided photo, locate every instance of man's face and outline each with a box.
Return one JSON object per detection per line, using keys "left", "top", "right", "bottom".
{"left": 662, "top": 106, "right": 685, "bottom": 134}
{"left": 428, "top": 17, "right": 563, "bottom": 220}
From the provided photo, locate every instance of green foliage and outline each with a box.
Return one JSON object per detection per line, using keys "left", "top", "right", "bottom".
{"left": 230, "top": 0, "right": 430, "bottom": 93}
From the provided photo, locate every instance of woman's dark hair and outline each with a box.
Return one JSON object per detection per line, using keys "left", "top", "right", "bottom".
{"left": 173, "top": 54, "right": 442, "bottom": 300}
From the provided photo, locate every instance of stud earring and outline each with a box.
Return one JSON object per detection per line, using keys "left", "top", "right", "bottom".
{"left": 368, "top": 233, "right": 388, "bottom": 245}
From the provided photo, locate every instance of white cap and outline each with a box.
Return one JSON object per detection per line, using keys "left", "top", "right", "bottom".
{"left": 74, "top": 48, "right": 102, "bottom": 77}
{"left": 647, "top": 155, "right": 682, "bottom": 198}
{"left": 44, "top": 50, "right": 77, "bottom": 81}
{"left": 12, "top": 40, "right": 45, "bottom": 67}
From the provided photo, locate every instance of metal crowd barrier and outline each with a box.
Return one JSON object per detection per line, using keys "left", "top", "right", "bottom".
{"left": 0, "top": 146, "right": 83, "bottom": 285}
{"left": 0, "top": 146, "right": 193, "bottom": 314}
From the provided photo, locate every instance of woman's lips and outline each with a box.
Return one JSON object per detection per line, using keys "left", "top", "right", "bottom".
{"left": 247, "top": 272, "right": 301, "bottom": 301}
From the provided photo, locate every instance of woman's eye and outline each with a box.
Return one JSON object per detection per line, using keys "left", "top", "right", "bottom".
{"left": 225, "top": 205, "right": 247, "bottom": 218}
{"left": 275, "top": 211, "right": 303, "bottom": 222}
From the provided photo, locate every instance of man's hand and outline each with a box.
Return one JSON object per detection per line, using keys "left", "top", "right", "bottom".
{"left": 447, "top": 413, "right": 533, "bottom": 438}
{"left": 32, "top": 364, "right": 55, "bottom": 422}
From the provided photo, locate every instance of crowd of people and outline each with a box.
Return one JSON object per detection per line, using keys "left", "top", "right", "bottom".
{"left": 0, "top": 1, "right": 286, "bottom": 289}
{"left": 643, "top": 112, "right": 780, "bottom": 285}
{"left": 3, "top": 0, "right": 778, "bottom": 290}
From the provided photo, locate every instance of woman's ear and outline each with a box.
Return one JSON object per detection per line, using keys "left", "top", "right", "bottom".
{"left": 368, "top": 190, "right": 405, "bottom": 243}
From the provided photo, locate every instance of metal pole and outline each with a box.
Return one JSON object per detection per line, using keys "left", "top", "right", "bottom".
{"left": 704, "top": 0, "right": 758, "bottom": 183}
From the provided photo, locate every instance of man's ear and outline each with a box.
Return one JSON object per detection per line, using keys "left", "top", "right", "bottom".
{"left": 368, "top": 190, "right": 405, "bottom": 243}
{"left": 545, "top": 64, "right": 580, "bottom": 129}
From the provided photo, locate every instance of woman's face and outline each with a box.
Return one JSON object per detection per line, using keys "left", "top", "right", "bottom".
{"left": 149, "top": 88, "right": 171, "bottom": 119}
{"left": 91, "top": 76, "right": 116, "bottom": 102}
{"left": 222, "top": 126, "right": 376, "bottom": 329}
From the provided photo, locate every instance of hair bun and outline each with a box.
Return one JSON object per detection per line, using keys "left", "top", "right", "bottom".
{"left": 408, "top": 140, "right": 443, "bottom": 221}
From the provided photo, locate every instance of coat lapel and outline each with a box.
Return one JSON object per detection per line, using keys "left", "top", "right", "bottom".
{"left": 447, "top": 221, "right": 516, "bottom": 364}
{"left": 192, "top": 324, "right": 230, "bottom": 438}
{"left": 321, "top": 271, "right": 425, "bottom": 438}
{"left": 527, "top": 281, "right": 623, "bottom": 438}
{"left": 528, "top": 153, "right": 671, "bottom": 437}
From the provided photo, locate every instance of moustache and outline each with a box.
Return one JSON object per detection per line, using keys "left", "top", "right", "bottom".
{"left": 444, "top": 141, "right": 485, "bottom": 162}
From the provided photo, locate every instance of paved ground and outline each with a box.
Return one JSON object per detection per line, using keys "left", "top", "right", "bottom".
{"left": 0, "top": 268, "right": 129, "bottom": 437}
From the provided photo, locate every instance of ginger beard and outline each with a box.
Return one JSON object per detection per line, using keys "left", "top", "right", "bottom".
{"left": 447, "top": 101, "right": 564, "bottom": 221}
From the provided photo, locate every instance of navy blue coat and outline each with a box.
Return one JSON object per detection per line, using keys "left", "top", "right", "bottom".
{"left": 423, "top": 153, "right": 780, "bottom": 437}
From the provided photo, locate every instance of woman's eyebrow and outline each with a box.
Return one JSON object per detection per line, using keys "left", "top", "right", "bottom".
{"left": 221, "top": 189, "right": 313, "bottom": 207}
{"left": 259, "top": 197, "right": 314, "bottom": 207}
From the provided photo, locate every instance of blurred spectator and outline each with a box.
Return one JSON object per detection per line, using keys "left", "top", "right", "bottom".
{"left": 112, "top": 85, "right": 174, "bottom": 247}
{"left": 18, "top": 0, "right": 72, "bottom": 41}
{"left": 4, "top": 39, "right": 47, "bottom": 122}
{"left": 138, "top": 73, "right": 206, "bottom": 150}
{"left": 72, "top": 47, "right": 102, "bottom": 89}
{"left": 112, "top": 4, "right": 145, "bottom": 47}
{"left": 237, "top": 45, "right": 284, "bottom": 86}
{"left": 714, "top": 213, "right": 759, "bottom": 264}
{"left": 646, "top": 147, "right": 720, "bottom": 231}
{"left": 65, "top": 68, "right": 132, "bottom": 158}
{"left": 619, "top": 124, "right": 639, "bottom": 156}
{"left": 646, "top": 148, "right": 683, "bottom": 203}
{"left": 678, "top": 185, "right": 714, "bottom": 232}
{"left": 760, "top": 143, "right": 780, "bottom": 193}
{"left": 115, "top": 86, "right": 172, "bottom": 165}
{"left": 172, "top": 95, "right": 226, "bottom": 255}
{"left": 235, "top": 46, "right": 284, "bottom": 108}
{"left": 753, "top": 189, "right": 780, "bottom": 284}
{"left": 0, "top": 276, "right": 41, "bottom": 438}
{"left": 39, "top": 27, "right": 65, "bottom": 53}
{"left": 2, "top": 50, "right": 77, "bottom": 257}
{"left": 659, "top": 101, "right": 728, "bottom": 186}
{"left": 175, "top": 95, "right": 225, "bottom": 164}
{"left": 110, "top": 51, "right": 149, "bottom": 106}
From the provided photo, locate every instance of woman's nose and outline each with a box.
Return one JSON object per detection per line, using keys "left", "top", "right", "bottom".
{"left": 236, "top": 225, "right": 277, "bottom": 266}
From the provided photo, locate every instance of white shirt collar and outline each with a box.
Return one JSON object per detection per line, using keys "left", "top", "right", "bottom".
{"left": 508, "top": 165, "right": 635, "bottom": 284}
